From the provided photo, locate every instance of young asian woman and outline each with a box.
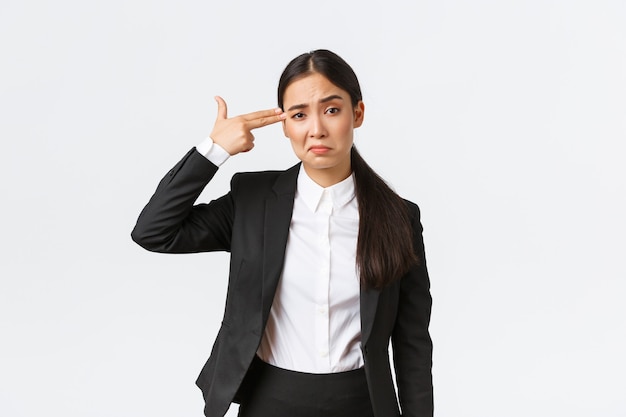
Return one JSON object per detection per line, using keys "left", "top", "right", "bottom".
{"left": 131, "top": 49, "right": 433, "bottom": 417}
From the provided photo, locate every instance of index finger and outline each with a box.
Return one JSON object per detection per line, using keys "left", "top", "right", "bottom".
{"left": 241, "top": 107, "right": 284, "bottom": 122}
{"left": 244, "top": 109, "right": 287, "bottom": 129}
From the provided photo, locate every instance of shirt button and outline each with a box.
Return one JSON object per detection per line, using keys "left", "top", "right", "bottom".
{"left": 319, "top": 350, "right": 329, "bottom": 357}
{"left": 317, "top": 305, "right": 327, "bottom": 314}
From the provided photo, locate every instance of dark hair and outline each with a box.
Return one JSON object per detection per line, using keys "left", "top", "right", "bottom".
{"left": 278, "top": 49, "right": 418, "bottom": 289}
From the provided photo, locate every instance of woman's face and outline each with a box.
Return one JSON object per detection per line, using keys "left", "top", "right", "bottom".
{"left": 282, "top": 72, "right": 364, "bottom": 186}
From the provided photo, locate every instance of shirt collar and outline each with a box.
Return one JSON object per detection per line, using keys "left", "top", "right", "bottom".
{"left": 296, "top": 165, "right": 356, "bottom": 213}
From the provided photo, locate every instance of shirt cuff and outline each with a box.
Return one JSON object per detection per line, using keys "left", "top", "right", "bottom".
{"left": 196, "top": 137, "right": 231, "bottom": 167}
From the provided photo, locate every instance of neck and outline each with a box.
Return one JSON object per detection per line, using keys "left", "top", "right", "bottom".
{"left": 303, "top": 162, "right": 352, "bottom": 188}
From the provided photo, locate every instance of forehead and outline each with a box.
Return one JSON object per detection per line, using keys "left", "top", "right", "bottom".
{"left": 283, "top": 73, "right": 348, "bottom": 104}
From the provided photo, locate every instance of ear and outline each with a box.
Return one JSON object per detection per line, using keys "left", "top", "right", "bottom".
{"left": 353, "top": 101, "right": 365, "bottom": 128}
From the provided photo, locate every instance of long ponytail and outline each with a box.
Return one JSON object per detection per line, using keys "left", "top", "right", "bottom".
{"left": 351, "top": 147, "right": 418, "bottom": 289}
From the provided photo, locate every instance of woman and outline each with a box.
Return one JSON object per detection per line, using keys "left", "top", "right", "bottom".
{"left": 132, "top": 49, "right": 433, "bottom": 417}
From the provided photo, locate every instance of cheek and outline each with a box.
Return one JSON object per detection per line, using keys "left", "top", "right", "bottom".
{"left": 334, "top": 119, "right": 354, "bottom": 142}
{"left": 283, "top": 122, "right": 304, "bottom": 143}
{"left": 283, "top": 124, "right": 304, "bottom": 155}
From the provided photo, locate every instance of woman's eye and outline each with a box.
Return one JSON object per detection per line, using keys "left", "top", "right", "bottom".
{"left": 326, "top": 107, "right": 339, "bottom": 114}
{"left": 292, "top": 112, "right": 305, "bottom": 119}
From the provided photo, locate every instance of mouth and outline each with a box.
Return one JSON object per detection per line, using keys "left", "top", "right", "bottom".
{"left": 309, "top": 145, "right": 331, "bottom": 155}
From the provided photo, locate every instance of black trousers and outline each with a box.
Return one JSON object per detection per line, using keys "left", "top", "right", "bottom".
{"left": 237, "top": 356, "right": 375, "bottom": 417}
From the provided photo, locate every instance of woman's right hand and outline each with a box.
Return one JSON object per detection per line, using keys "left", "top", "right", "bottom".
{"left": 209, "top": 96, "right": 287, "bottom": 156}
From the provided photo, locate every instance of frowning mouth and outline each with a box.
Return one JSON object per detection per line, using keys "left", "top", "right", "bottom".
{"left": 309, "top": 146, "right": 331, "bottom": 155}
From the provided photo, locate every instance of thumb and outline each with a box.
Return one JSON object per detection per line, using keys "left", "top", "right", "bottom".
{"left": 214, "top": 96, "right": 228, "bottom": 120}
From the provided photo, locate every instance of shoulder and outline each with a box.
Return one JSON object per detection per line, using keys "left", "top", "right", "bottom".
{"left": 402, "top": 198, "right": 421, "bottom": 219}
{"left": 229, "top": 163, "right": 300, "bottom": 197}
{"left": 233, "top": 169, "right": 287, "bottom": 184}
{"left": 401, "top": 198, "right": 425, "bottom": 238}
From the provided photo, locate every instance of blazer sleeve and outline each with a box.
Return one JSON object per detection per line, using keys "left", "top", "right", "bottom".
{"left": 391, "top": 202, "right": 434, "bottom": 417}
{"left": 131, "top": 148, "right": 237, "bottom": 253}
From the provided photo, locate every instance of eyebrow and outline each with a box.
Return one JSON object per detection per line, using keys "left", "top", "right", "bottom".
{"left": 287, "top": 95, "right": 344, "bottom": 111}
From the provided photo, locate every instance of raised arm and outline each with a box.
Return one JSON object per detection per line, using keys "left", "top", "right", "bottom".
{"left": 131, "top": 98, "right": 286, "bottom": 253}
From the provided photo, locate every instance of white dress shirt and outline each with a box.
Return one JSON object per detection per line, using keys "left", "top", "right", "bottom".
{"left": 197, "top": 138, "right": 363, "bottom": 373}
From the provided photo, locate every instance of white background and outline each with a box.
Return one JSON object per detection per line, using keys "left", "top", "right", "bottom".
{"left": 1, "top": 0, "right": 625, "bottom": 416}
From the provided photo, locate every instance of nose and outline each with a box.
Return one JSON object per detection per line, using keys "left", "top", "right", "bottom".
{"left": 309, "top": 115, "right": 327, "bottom": 139}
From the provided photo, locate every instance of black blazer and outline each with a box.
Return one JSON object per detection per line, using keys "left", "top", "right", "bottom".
{"left": 131, "top": 148, "right": 433, "bottom": 417}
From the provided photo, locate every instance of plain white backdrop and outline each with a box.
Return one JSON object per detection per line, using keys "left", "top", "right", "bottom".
{"left": 1, "top": 0, "right": 625, "bottom": 416}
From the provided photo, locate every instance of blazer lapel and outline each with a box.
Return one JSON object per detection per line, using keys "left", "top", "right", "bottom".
{"left": 360, "top": 286, "right": 380, "bottom": 347}
{"left": 261, "top": 164, "right": 300, "bottom": 325}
